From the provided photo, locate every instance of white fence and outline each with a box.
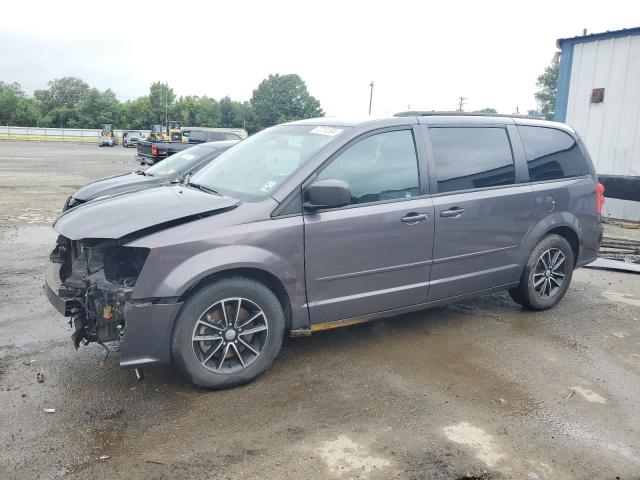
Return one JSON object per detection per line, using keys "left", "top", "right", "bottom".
{"left": 0, "top": 126, "right": 150, "bottom": 143}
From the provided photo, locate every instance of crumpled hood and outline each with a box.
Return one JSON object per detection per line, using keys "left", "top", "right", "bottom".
{"left": 73, "top": 172, "right": 164, "bottom": 202}
{"left": 54, "top": 184, "right": 238, "bottom": 240}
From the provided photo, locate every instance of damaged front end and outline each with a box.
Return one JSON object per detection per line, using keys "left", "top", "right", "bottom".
{"left": 45, "top": 235, "right": 149, "bottom": 348}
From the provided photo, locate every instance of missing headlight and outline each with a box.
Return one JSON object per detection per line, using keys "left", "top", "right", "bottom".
{"left": 103, "top": 246, "right": 149, "bottom": 286}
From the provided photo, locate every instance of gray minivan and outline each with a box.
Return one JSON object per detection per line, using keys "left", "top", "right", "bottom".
{"left": 45, "top": 113, "right": 604, "bottom": 388}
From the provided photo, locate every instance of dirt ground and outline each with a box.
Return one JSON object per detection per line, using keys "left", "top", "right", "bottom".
{"left": 1, "top": 142, "right": 639, "bottom": 480}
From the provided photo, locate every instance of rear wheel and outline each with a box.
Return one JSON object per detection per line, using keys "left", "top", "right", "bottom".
{"left": 509, "top": 234, "right": 574, "bottom": 310}
{"left": 171, "top": 277, "right": 285, "bottom": 389}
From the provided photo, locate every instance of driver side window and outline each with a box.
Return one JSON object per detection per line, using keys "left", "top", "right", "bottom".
{"left": 317, "top": 129, "right": 420, "bottom": 205}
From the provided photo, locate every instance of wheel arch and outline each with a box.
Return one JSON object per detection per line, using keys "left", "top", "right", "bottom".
{"left": 544, "top": 225, "right": 580, "bottom": 265}
{"left": 518, "top": 213, "right": 583, "bottom": 274}
{"left": 177, "top": 266, "right": 293, "bottom": 333}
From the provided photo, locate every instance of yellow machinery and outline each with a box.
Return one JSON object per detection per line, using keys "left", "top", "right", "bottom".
{"left": 101, "top": 124, "right": 118, "bottom": 145}
{"left": 168, "top": 121, "right": 184, "bottom": 142}
{"left": 149, "top": 124, "right": 166, "bottom": 141}
{"left": 149, "top": 122, "right": 185, "bottom": 142}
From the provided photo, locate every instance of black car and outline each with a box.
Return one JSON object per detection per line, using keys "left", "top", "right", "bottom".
{"left": 63, "top": 140, "right": 238, "bottom": 211}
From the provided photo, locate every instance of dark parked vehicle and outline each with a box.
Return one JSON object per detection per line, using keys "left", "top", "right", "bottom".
{"left": 63, "top": 140, "right": 238, "bottom": 211}
{"left": 45, "top": 114, "right": 604, "bottom": 389}
{"left": 123, "top": 131, "right": 142, "bottom": 148}
{"left": 136, "top": 128, "right": 247, "bottom": 165}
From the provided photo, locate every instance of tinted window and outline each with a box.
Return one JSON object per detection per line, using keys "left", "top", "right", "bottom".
{"left": 317, "top": 129, "right": 420, "bottom": 205}
{"left": 430, "top": 127, "right": 515, "bottom": 193}
{"left": 518, "top": 126, "right": 589, "bottom": 181}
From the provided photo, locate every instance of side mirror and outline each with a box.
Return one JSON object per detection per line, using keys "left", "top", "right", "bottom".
{"left": 304, "top": 179, "right": 351, "bottom": 210}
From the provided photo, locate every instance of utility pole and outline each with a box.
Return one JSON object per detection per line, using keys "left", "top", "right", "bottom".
{"left": 457, "top": 96, "right": 467, "bottom": 112}
{"left": 165, "top": 86, "right": 168, "bottom": 129}
{"left": 368, "top": 81, "right": 374, "bottom": 115}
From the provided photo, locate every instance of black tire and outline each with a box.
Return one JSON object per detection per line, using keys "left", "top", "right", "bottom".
{"left": 509, "top": 234, "right": 574, "bottom": 310}
{"left": 171, "top": 277, "right": 285, "bottom": 389}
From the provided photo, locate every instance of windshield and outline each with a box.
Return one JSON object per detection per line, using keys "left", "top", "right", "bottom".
{"left": 189, "top": 125, "right": 348, "bottom": 200}
{"left": 146, "top": 145, "right": 217, "bottom": 176}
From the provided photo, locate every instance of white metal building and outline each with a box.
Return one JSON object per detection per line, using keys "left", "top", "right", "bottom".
{"left": 555, "top": 27, "right": 640, "bottom": 221}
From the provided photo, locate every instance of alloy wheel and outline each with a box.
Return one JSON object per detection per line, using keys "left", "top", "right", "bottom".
{"left": 533, "top": 248, "right": 566, "bottom": 298}
{"left": 192, "top": 297, "right": 269, "bottom": 373}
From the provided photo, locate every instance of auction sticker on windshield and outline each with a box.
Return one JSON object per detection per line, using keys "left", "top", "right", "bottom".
{"left": 310, "top": 126, "right": 343, "bottom": 137}
{"left": 260, "top": 180, "right": 278, "bottom": 192}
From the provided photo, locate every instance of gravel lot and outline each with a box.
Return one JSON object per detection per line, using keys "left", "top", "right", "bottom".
{"left": 1, "top": 142, "right": 639, "bottom": 480}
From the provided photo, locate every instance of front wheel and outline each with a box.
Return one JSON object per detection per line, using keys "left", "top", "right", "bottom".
{"left": 509, "top": 234, "right": 574, "bottom": 310}
{"left": 171, "top": 277, "right": 285, "bottom": 389}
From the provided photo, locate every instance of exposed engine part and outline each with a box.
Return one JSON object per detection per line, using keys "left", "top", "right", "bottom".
{"left": 51, "top": 236, "right": 149, "bottom": 346}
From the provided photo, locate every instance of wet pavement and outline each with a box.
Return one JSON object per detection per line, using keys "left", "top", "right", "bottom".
{"left": 1, "top": 142, "right": 639, "bottom": 479}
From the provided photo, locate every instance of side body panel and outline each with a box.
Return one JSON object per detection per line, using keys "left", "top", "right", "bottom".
{"left": 420, "top": 121, "right": 537, "bottom": 301}
{"left": 303, "top": 198, "right": 434, "bottom": 324}
{"left": 128, "top": 201, "right": 309, "bottom": 330}
{"left": 428, "top": 185, "right": 535, "bottom": 300}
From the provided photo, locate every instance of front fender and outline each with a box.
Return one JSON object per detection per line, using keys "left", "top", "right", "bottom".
{"left": 133, "top": 243, "right": 299, "bottom": 296}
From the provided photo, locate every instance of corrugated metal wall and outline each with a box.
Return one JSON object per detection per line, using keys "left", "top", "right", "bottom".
{"left": 565, "top": 34, "right": 640, "bottom": 220}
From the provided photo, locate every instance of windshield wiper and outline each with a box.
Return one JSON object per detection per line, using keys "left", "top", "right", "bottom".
{"left": 187, "top": 181, "right": 220, "bottom": 196}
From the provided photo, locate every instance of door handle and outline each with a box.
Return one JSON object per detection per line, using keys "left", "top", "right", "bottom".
{"left": 401, "top": 213, "right": 429, "bottom": 224}
{"left": 440, "top": 207, "right": 465, "bottom": 218}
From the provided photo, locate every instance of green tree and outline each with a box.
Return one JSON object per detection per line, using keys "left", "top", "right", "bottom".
{"left": 149, "top": 82, "right": 175, "bottom": 125}
{"left": 173, "top": 96, "right": 199, "bottom": 126}
{"left": 238, "top": 101, "right": 259, "bottom": 133}
{"left": 120, "top": 97, "right": 153, "bottom": 130}
{"left": 250, "top": 74, "right": 323, "bottom": 128}
{"left": 219, "top": 96, "right": 244, "bottom": 127}
{"left": 40, "top": 107, "right": 78, "bottom": 128}
{"left": 12, "top": 97, "right": 42, "bottom": 126}
{"left": 34, "top": 77, "right": 89, "bottom": 112}
{"left": 72, "top": 88, "right": 120, "bottom": 128}
{"left": 0, "top": 82, "right": 43, "bottom": 126}
{"left": 0, "top": 82, "right": 23, "bottom": 125}
{"left": 534, "top": 62, "right": 559, "bottom": 120}
{"left": 193, "top": 97, "right": 221, "bottom": 127}
{"left": 475, "top": 107, "right": 497, "bottom": 114}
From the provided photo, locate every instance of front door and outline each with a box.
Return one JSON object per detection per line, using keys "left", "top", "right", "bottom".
{"left": 303, "top": 128, "right": 434, "bottom": 325}
{"left": 425, "top": 126, "right": 536, "bottom": 301}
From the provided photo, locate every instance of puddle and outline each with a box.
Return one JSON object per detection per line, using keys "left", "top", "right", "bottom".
{"left": 443, "top": 422, "right": 504, "bottom": 467}
{"left": 318, "top": 435, "right": 390, "bottom": 476}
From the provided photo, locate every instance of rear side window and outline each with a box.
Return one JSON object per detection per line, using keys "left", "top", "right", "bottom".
{"left": 518, "top": 126, "right": 589, "bottom": 181}
{"left": 318, "top": 129, "right": 420, "bottom": 205}
{"left": 429, "top": 127, "right": 515, "bottom": 193}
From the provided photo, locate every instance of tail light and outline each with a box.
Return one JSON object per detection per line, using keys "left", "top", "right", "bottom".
{"left": 151, "top": 143, "right": 158, "bottom": 156}
{"left": 596, "top": 182, "right": 605, "bottom": 214}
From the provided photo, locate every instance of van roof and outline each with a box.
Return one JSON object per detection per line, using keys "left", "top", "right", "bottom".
{"left": 286, "top": 113, "right": 574, "bottom": 133}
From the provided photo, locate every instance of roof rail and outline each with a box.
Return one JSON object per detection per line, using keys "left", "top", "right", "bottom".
{"left": 394, "top": 111, "right": 547, "bottom": 120}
